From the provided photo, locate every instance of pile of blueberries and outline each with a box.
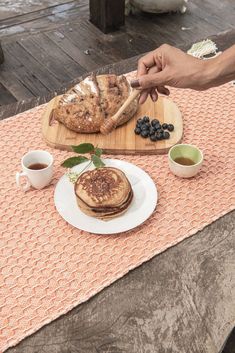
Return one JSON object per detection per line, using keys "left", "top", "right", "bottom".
{"left": 134, "top": 116, "right": 174, "bottom": 142}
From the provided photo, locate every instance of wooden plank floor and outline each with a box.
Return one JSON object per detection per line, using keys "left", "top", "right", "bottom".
{"left": 0, "top": 0, "right": 234, "bottom": 107}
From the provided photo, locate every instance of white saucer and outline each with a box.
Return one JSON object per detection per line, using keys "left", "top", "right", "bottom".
{"left": 54, "top": 159, "right": 158, "bottom": 234}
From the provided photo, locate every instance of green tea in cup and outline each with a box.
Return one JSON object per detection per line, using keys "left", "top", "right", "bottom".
{"left": 168, "top": 144, "right": 203, "bottom": 178}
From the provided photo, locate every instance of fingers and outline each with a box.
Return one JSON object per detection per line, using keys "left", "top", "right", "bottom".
{"left": 139, "top": 90, "right": 149, "bottom": 104}
{"left": 134, "top": 46, "right": 170, "bottom": 103}
{"left": 138, "top": 86, "right": 168, "bottom": 105}
{"left": 136, "top": 64, "right": 160, "bottom": 104}
{"left": 150, "top": 88, "right": 158, "bottom": 102}
{"left": 134, "top": 71, "right": 167, "bottom": 90}
{"left": 137, "top": 51, "right": 156, "bottom": 77}
{"left": 137, "top": 46, "right": 165, "bottom": 77}
{"left": 147, "top": 66, "right": 165, "bottom": 101}
{"left": 131, "top": 67, "right": 160, "bottom": 89}
{"left": 157, "top": 86, "right": 170, "bottom": 96}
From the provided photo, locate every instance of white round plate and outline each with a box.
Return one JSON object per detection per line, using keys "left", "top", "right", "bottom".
{"left": 54, "top": 159, "right": 158, "bottom": 234}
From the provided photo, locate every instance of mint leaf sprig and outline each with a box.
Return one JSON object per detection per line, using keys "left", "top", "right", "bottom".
{"left": 61, "top": 156, "right": 89, "bottom": 168}
{"left": 61, "top": 143, "right": 105, "bottom": 183}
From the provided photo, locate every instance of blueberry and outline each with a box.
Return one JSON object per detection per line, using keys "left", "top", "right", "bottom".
{"left": 167, "top": 124, "right": 174, "bottom": 132}
{"left": 134, "top": 127, "right": 141, "bottom": 135}
{"left": 156, "top": 132, "right": 162, "bottom": 140}
{"left": 162, "top": 123, "right": 168, "bottom": 130}
{"left": 145, "top": 122, "right": 151, "bottom": 129}
{"left": 141, "top": 124, "right": 149, "bottom": 131}
{"left": 153, "top": 123, "right": 161, "bottom": 130}
{"left": 151, "top": 119, "right": 159, "bottom": 126}
{"left": 154, "top": 124, "right": 161, "bottom": 131}
{"left": 137, "top": 118, "right": 143, "bottom": 124}
{"left": 143, "top": 116, "right": 150, "bottom": 123}
{"left": 141, "top": 130, "right": 149, "bottom": 138}
{"left": 149, "top": 127, "right": 155, "bottom": 136}
{"left": 150, "top": 134, "right": 157, "bottom": 142}
{"left": 163, "top": 131, "right": 170, "bottom": 139}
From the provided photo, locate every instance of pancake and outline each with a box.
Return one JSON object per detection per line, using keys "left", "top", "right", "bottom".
{"left": 76, "top": 189, "right": 133, "bottom": 215}
{"left": 76, "top": 190, "right": 133, "bottom": 220}
{"left": 75, "top": 167, "right": 133, "bottom": 220}
{"left": 75, "top": 167, "right": 131, "bottom": 208}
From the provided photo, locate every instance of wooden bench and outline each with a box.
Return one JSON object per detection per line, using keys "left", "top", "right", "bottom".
{"left": 90, "top": 0, "right": 125, "bottom": 33}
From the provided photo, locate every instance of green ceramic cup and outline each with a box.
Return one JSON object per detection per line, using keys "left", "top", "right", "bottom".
{"left": 168, "top": 144, "right": 203, "bottom": 178}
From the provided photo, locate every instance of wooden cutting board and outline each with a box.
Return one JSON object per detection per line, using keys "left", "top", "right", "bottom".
{"left": 42, "top": 95, "right": 183, "bottom": 154}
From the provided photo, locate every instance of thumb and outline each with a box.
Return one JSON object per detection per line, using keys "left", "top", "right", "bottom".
{"left": 131, "top": 71, "right": 167, "bottom": 90}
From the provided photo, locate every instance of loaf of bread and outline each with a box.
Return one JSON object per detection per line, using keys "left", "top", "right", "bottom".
{"left": 51, "top": 74, "right": 138, "bottom": 133}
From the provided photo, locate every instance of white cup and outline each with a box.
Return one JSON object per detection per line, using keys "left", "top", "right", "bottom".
{"left": 16, "top": 150, "right": 53, "bottom": 191}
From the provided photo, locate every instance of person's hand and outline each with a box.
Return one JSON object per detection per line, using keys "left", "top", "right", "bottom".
{"left": 131, "top": 44, "right": 213, "bottom": 104}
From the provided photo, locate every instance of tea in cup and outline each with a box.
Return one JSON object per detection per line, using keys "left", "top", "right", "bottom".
{"left": 16, "top": 150, "right": 53, "bottom": 191}
{"left": 168, "top": 144, "right": 203, "bottom": 178}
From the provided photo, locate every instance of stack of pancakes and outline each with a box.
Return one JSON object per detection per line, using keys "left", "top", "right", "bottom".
{"left": 75, "top": 167, "right": 133, "bottom": 220}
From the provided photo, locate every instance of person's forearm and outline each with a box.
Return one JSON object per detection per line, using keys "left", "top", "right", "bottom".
{"left": 203, "top": 45, "right": 235, "bottom": 88}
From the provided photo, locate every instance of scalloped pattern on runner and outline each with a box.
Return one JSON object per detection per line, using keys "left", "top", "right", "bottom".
{"left": 1, "top": 81, "right": 235, "bottom": 352}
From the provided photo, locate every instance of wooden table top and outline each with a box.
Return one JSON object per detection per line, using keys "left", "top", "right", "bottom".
{"left": 5, "top": 29, "right": 235, "bottom": 353}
